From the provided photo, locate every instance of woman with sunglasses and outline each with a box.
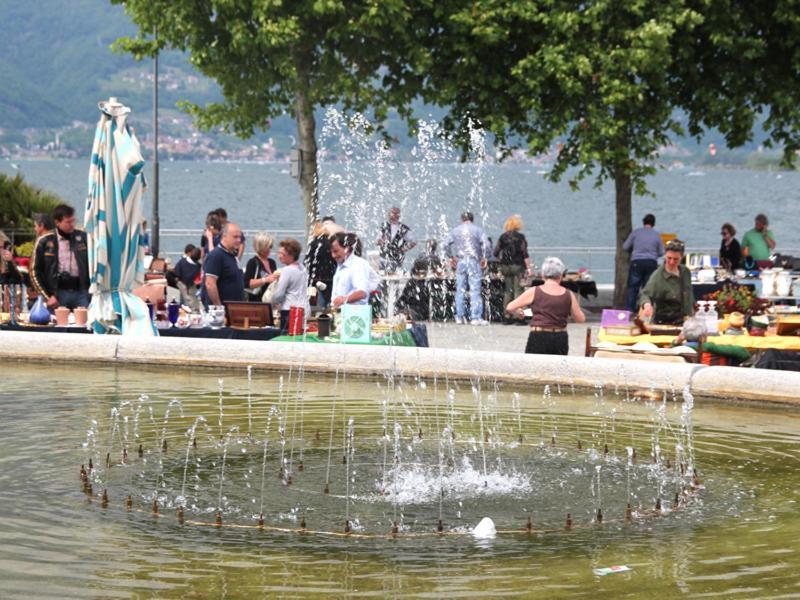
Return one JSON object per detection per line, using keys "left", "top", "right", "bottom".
{"left": 719, "top": 223, "right": 742, "bottom": 271}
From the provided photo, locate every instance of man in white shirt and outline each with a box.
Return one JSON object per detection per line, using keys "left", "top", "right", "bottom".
{"left": 331, "top": 232, "right": 376, "bottom": 307}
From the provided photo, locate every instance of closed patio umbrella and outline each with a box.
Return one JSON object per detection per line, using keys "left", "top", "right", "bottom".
{"left": 86, "top": 97, "right": 154, "bottom": 336}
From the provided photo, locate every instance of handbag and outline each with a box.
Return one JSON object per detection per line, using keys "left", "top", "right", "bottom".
{"left": 29, "top": 295, "right": 51, "bottom": 325}
{"left": 261, "top": 281, "right": 277, "bottom": 304}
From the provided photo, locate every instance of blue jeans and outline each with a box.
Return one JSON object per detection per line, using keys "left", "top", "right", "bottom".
{"left": 56, "top": 288, "right": 91, "bottom": 310}
{"left": 625, "top": 259, "right": 658, "bottom": 312}
{"left": 455, "top": 257, "right": 483, "bottom": 321}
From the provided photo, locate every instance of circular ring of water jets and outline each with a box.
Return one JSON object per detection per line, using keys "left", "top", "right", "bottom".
{"left": 78, "top": 372, "right": 705, "bottom": 540}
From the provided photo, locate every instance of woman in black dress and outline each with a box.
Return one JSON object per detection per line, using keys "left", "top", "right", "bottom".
{"left": 243, "top": 232, "right": 276, "bottom": 302}
{"left": 719, "top": 223, "right": 742, "bottom": 271}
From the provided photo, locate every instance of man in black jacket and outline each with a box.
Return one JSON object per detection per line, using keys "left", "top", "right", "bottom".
{"left": 31, "top": 204, "right": 90, "bottom": 309}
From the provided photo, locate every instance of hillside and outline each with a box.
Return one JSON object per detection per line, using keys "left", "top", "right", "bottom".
{"left": 0, "top": 0, "right": 784, "bottom": 165}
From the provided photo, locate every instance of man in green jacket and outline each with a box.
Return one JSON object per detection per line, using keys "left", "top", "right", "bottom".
{"left": 639, "top": 239, "right": 694, "bottom": 325}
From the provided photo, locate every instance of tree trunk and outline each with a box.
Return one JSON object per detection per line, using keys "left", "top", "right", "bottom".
{"left": 294, "top": 88, "right": 318, "bottom": 233}
{"left": 613, "top": 171, "right": 632, "bottom": 308}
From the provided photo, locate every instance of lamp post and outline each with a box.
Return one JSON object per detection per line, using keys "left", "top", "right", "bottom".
{"left": 151, "top": 27, "right": 160, "bottom": 258}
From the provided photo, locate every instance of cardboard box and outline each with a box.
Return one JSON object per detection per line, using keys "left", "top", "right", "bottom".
{"left": 601, "top": 309, "right": 632, "bottom": 328}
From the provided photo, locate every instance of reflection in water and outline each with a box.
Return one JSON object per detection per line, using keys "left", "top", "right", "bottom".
{"left": 1, "top": 362, "right": 799, "bottom": 597}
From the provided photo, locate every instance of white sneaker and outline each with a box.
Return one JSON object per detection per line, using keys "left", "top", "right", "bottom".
{"left": 454, "top": 317, "right": 464, "bottom": 324}
{"left": 473, "top": 319, "right": 490, "bottom": 326}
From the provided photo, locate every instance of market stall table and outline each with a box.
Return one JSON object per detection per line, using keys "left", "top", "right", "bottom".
{"left": 598, "top": 328, "right": 800, "bottom": 352}
{"left": 272, "top": 323, "right": 429, "bottom": 347}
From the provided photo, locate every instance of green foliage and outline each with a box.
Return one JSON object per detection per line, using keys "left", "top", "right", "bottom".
{"left": 401, "top": 1, "right": 800, "bottom": 303}
{"left": 112, "top": 0, "right": 418, "bottom": 138}
{"left": 0, "top": 173, "right": 64, "bottom": 233}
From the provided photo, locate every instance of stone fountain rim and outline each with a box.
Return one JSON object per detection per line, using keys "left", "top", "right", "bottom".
{"left": 2, "top": 330, "right": 799, "bottom": 407}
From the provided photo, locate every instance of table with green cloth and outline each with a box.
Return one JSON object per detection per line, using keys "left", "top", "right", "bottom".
{"left": 272, "top": 324, "right": 428, "bottom": 347}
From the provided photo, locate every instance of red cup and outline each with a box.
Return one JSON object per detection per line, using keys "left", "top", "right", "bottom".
{"left": 288, "top": 306, "right": 305, "bottom": 336}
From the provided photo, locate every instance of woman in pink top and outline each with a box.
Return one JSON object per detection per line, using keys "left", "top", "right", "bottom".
{"left": 506, "top": 256, "right": 585, "bottom": 355}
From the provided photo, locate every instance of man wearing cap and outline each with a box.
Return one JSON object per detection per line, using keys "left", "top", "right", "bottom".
{"left": 376, "top": 207, "right": 416, "bottom": 273}
{"left": 741, "top": 213, "right": 776, "bottom": 262}
{"left": 445, "top": 211, "right": 491, "bottom": 325}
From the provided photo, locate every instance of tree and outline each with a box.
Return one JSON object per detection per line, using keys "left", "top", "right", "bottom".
{"left": 0, "top": 172, "right": 63, "bottom": 235}
{"left": 112, "top": 0, "right": 417, "bottom": 230}
{"left": 406, "top": 1, "right": 800, "bottom": 305}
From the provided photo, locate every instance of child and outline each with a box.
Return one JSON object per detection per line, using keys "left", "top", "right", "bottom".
{"left": 173, "top": 244, "right": 202, "bottom": 311}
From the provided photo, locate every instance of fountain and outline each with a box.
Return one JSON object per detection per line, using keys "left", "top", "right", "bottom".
{"left": 80, "top": 367, "right": 704, "bottom": 538}
{"left": 2, "top": 111, "right": 800, "bottom": 596}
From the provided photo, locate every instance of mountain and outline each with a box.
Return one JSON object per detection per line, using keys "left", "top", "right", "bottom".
{"left": 0, "top": 0, "right": 783, "bottom": 165}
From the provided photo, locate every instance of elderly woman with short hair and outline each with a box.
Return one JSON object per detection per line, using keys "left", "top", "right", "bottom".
{"left": 506, "top": 256, "right": 585, "bottom": 355}
{"left": 243, "top": 232, "right": 277, "bottom": 302}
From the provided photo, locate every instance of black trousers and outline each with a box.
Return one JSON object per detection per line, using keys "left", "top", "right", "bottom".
{"left": 524, "top": 331, "right": 568, "bottom": 355}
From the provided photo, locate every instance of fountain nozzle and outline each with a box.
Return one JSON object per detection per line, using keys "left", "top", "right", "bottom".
{"left": 565, "top": 513, "right": 572, "bottom": 530}
{"left": 122, "top": 447, "right": 128, "bottom": 462}
{"left": 177, "top": 506, "right": 184, "bottom": 525}
{"left": 88, "top": 458, "right": 93, "bottom": 471}
{"left": 80, "top": 465, "right": 87, "bottom": 481}
{"left": 298, "top": 461, "right": 304, "bottom": 472}
{"left": 391, "top": 521, "right": 398, "bottom": 536}
{"left": 577, "top": 439, "right": 582, "bottom": 450}
{"left": 162, "top": 439, "right": 168, "bottom": 452}
{"left": 215, "top": 511, "right": 223, "bottom": 526}
{"left": 138, "top": 444, "right": 143, "bottom": 457}
{"left": 324, "top": 483, "right": 330, "bottom": 494}
{"left": 300, "top": 517, "right": 306, "bottom": 530}
{"left": 518, "top": 434, "right": 523, "bottom": 444}
{"left": 692, "top": 468, "right": 701, "bottom": 486}
{"left": 526, "top": 516, "right": 532, "bottom": 533}
{"left": 152, "top": 499, "right": 158, "bottom": 515}
{"left": 101, "top": 489, "right": 108, "bottom": 508}
{"left": 672, "top": 492, "right": 680, "bottom": 510}
{"left": 655, "top": 498, "right": 662, "bottom": 513}
{"left": 437, "top": 519, "right": 443, "bottom": 533}
{"left": 344, "top": 520, "right": 351, "bottom": 534}
{"left": 625, "top": 503, "right": 632, "bottom": 522}
{"left": 596, "top": 508, "right": 603, "bottom": 524}
{"left": 603, "top": 444, "right": 609, "bottom": 456}
{"left": 105, "top": 452, "right": 110, "bottom": 468}
{"left": 258, "top": 513, "right": 264, "bottom": 527}
{"left": 126, "top": 495, "right": 132, "bottom": 511}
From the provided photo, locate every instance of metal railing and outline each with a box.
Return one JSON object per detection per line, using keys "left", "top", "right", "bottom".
{"left": 5, "top": 227, "right": 798, "bottom": 285}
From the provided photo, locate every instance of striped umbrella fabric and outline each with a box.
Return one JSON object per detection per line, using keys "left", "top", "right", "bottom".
{"left": 85, "top": 98, "right": 154, "bottom": 336}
